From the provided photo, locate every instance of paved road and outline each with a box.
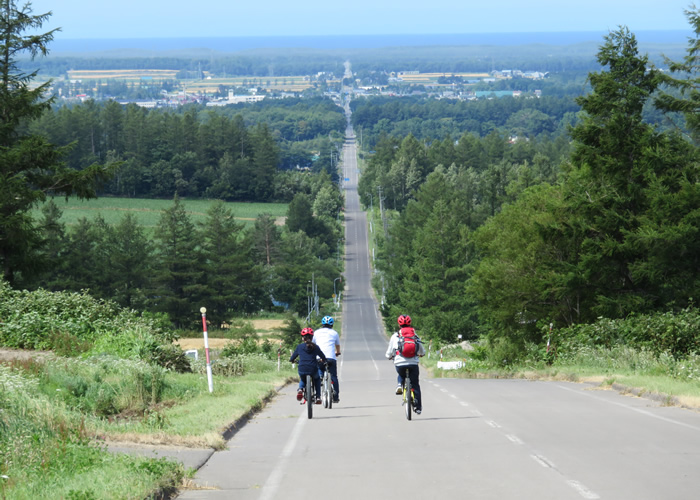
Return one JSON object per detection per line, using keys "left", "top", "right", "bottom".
{"left": 177, "top": 110, "right": 700, "bottom": 500}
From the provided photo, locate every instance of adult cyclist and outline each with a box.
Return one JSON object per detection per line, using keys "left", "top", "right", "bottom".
{"left": 385, "top": 314, "right": 425, "bottom": 414}
{"left": 313, "top": 316, "right": 341, "bottom": 403}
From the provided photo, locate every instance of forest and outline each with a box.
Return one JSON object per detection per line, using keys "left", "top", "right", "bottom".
{"left": 357, "top": 21, "right": 700, "bottom": 362}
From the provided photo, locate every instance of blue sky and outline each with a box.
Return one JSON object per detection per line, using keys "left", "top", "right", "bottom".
{"left": 27, "top": 0, "right": 696, "bottom": 39}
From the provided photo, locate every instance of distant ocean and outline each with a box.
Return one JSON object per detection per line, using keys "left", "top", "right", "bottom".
{"left": 48, "top": 31, "right": 691, "bottom": 54}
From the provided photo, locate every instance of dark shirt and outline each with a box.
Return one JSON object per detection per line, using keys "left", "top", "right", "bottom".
{"left": 290, "top": 342, "right": 327, "bottom": 372}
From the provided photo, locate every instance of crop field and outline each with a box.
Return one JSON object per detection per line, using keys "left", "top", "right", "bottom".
{"left": 397, "top": 72, "right": 492, "bottom": 84}
{"left": 64, "top": 69, "right": 326, "bottom": 94}
{"left": 67, "top": 69, "right": 179, "bottom": 82}
{"left": 182, "top": 75, "right": 320, "bottom": 94}
{"left": 34, "top": 197, "right": 288, "bottom": 229}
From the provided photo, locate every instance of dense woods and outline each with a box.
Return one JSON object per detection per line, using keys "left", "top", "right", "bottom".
{"left": 359, "top": 22, "right": 700, "bottom": 357}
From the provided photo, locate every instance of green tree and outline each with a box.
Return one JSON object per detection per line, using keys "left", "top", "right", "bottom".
{"left": 250, "top": 213, "right": 282, "bottom": 267}
{"left": 34, "top": 198, "right": 68, "bottom": 290}
{"left": 108, "top": 213, "right": 153, "bottom": 309}
{"left": 0, "top": 1, "right": 113, "bottom": 285}
{"left": 151, "top": 196, "right": 204, "bottom": 328}
{"left": 564, "top": 26, "right": 686, "bottom": 318}
{"left": 655, "top": 5, "right": 700, "bottom": 142}
{"left": 199, "top": 201, "right": 268, "bottom": 325}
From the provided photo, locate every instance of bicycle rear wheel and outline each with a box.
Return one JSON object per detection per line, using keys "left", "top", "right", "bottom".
{"left": 306, "top": 374, "right": 314, "bottom": 419}
{"left": 324, "top": 371, "right": 333, "bottom": 409}
{"left": 404, "top": 369, "right": 412, "bottom": 421}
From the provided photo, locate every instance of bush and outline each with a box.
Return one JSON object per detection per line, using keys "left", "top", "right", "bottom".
{"left": 558, "top": 306, "right": 700, "bottom": 358}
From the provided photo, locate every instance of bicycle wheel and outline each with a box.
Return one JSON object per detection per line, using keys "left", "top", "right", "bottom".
{"left": 306, "top": 374, "right": 314, "bottom": 419}
{"left": 324, "top": 371, "right": 333, "bottom": 409}
{"left": 404, "top": 369, "right": 412, "bottom": 421}
{"left": 320, "top": 370, "right": 328, "bottom": 408}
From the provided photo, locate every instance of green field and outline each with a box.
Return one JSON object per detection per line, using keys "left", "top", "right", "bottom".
{"left": 34, "top": 197, "right": 288, "bottom": 229}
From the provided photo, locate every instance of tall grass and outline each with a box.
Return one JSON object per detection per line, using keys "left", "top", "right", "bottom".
{"left": 0, "top": 363, "right": 184, "bottom": 499}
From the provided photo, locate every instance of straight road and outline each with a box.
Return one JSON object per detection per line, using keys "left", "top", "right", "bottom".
{"left": 177, "top": 109, "right": 700, "bottom": 500}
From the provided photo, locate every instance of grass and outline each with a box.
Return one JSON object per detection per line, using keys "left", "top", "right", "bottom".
{"left": 93, "top": 369, "right": 295, "bottom": 449}
{"left": 34, "top": 196, "right": 288, "bottom": 229}
{"left": 0, "top": 354, "right": 296, "bottom": 499}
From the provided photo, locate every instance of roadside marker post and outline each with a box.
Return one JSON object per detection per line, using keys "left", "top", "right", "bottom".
{"left": 200, "top": 307, "right": 214, "bottom": 393}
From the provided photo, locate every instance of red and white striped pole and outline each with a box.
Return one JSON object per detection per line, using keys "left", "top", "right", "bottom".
{"left": 200, "top": 307, "right": 214, "bottom": 393}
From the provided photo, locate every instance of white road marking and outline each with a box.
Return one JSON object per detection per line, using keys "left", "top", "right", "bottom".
{"left": 556, "top": 384, "right": 700, "bottom": 431}
{"left": 531, "top": 454, "right": 555, "bottom": 468}
{"left": 258, "top": 413, "right": 307, "bottom": 500}
{"left": 506, "top": 434, "right": 524, "bottom": 445}
{"left": 567, "top": 480, "right": 600, "bottom": 499}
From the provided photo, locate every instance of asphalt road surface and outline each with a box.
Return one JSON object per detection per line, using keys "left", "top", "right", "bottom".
{"left": 177, "top": 109, "right": 700, "bottom": 500}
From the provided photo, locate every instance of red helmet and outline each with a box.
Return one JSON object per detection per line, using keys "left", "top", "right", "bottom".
{"left": 397, "top": 315, "right": 411, "bottom": 327}
{"left": 301, "top": 327, "right": 314, "bottom": 337}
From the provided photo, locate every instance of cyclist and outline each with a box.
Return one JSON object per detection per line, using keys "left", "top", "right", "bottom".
{"left": 290, "top": 327, "right": 327, "bottom": 404}
{"left": 313, "top": 315, "right": 341, "bottom": 403}
{"left": 385, "top": 314, "right": 425, "bottom": 414}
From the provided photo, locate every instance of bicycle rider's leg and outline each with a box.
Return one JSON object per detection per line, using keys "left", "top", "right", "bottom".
{"left": 394, "top": 365, "right": 405, "bottom": 386}
{"left": 407, "top": 365, "right": 421, "bottom": 411}
{"left": 298, "top": 371, "right": 307, "bottom": 391}
{"left": 327, "top": 359, "right": 339, "bottom": 396}
{"left": 312, "top": 373, "right": 322, "bottom": 399}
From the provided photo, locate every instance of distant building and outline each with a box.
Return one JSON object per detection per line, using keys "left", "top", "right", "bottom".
{"left": 206, "top": 89, "right": 265, "bottom": 107}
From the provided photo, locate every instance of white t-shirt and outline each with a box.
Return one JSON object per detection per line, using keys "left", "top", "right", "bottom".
{"left": 313, "top": 327, "right": 340, "bottom": 360}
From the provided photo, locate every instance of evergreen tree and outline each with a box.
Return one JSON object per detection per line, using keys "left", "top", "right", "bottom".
{"left": 0, "top": 1, "right": 114, "bottom": 285}
{"left": 251, "top": 213, "right": 282, "bottom": 267}
{"left": 564, "top": 26, "right": 689, "bottom": 318}
{"left": 199, "top": 201, "right": 268, "bottom": 325}
{"left": 151, "top": 196, "right": 204, "bottom": 328}
{"left": 108, "top": 213, "right": 153, "bottom": 309}
{"left": 34, "top": 198, "right": 68, "bottom": 290}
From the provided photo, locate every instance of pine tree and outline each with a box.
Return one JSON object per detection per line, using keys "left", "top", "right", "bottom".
{"left": 0, "top": 1, "right": 114, "bottom": 285}
{"left": 199, "top": 201, "right": 267, "bottom": 325}
{"left": 151, "top": 196, "right": 204, "bottom": 328}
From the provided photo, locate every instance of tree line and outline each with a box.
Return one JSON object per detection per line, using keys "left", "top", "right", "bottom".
{"left": 25, "top": 98, "right": 346, "bottom": 200}
{"left": 361, "top": 19, "right": 700, "bottom": 354}
{"left": 33, "top": 187, "right": 342, "bottom": 329}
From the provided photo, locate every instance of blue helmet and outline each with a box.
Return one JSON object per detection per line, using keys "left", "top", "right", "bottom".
{"left": 321, "top": 316, "right": 334, "bottom": 327}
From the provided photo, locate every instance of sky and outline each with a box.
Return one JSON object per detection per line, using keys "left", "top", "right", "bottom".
{"left": 26, "top": 0, "right": 696, "bottom": 39}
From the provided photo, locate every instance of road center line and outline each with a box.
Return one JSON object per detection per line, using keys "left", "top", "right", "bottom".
{"left": 258, "top": 412, "right": 306, "bottom": 500}
{"left": 567, "top": 480, "right": 600, "bottom": 499}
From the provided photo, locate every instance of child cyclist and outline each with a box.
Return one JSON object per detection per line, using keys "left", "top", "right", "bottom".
{"left": 290, "top": 327, "right": 327, "bottom": 404}
{"left": 385, "top": 314, "right": 425, "bottom": 414}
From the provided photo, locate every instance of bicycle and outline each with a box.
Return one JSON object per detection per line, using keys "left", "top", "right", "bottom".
{"left": 401, "top": 367, "right": 418, "bottom": 421}
{"left": 303, "top": 374, "right": 317, "bottom": 419}
{"left": 320, "top": 363, "right": 335, "bottom": 409}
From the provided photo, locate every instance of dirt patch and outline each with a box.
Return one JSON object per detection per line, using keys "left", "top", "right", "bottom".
{"left": 176, "top": 338, "right": 231, "bottom": 350}
{"left": 250, "top": 319, "right": 285, "bottom": 331}
{"left": 0, "top": 348, "right": 53, "bottom": 363}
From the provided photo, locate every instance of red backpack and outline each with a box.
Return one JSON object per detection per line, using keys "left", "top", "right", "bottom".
{"left": 397, "top": 327, "right": 418, "bottom": 358}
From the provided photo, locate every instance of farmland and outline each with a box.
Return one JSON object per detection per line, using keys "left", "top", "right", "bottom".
{"left": 34, "top": 197, "right": 288, "bottom": 229}
{"left": 63, "top": 69, "right": 333, "bottom": 95}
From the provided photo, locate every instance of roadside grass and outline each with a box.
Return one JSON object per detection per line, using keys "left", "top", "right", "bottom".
{"left": 0, "top": 363, "right": 185, "bottom": 500}
{"left": 1, "top": 354, "right": 296, "bottom": 499}
{"left": 33, "top": 196, "right": 288, "bottom": 229}
{"left": 93, "top": 369, "right": 296, "bottom": 449}
{"left": 4, "top": 452, "right": 184, "bottom": 500}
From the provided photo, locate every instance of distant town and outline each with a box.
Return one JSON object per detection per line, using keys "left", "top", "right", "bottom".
{"left": 44, "top": 67, "right": 548, "bottom": 108}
